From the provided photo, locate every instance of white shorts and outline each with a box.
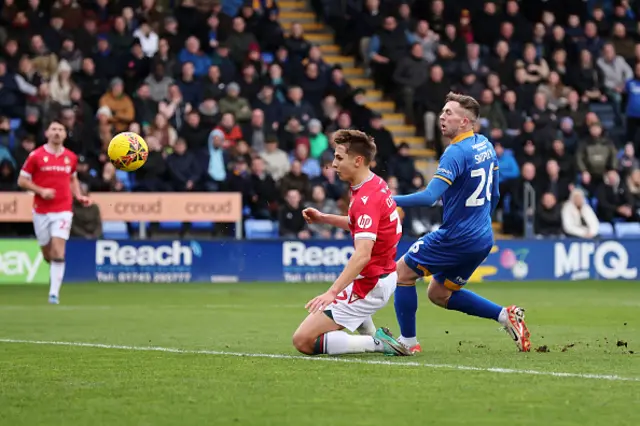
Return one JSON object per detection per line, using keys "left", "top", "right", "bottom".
{"left": 326, "top": 272, "right": 398, "bottom": 332}
{"left": 33, "top": 211, "right": 73, "bottom": 246}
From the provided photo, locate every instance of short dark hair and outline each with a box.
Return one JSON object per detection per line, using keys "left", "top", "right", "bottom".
{"left": 445, "top": 91, "right": 480, "bottom": 120}
{"left": 333, "top": 129, "right": 377, "bottom": 164}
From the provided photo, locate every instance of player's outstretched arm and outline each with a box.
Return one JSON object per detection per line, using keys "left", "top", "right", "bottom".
{"left": 393, "top": 177, "right": 449, "bottom": 208}
{"left": 306, "top": 238, "right": 374, "bottom": 313}
{"left": 302, "top": 208, "right": 350, "bottom": 230}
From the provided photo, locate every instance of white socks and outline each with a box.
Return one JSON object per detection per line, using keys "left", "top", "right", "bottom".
{"left": 49, "top": 261, "right": 65, "bottom": 298}
{"left": 497, "top": 308, "right": 509, "bottom": 327}
{"left": 398, "top": 336, "right": 418, "bottom": 347}
{"left": 324, "top": 331, "right": 384, "bottom": 355}
{"left": 356, "top": 317, "right": 377, "bottom": 336}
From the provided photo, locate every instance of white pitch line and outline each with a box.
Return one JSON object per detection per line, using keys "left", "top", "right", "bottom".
{"left": 0, "top": 338, "right": 638, "bottom": 383}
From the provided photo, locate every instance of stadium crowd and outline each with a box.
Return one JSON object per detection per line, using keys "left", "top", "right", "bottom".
{"left": 1, "top": 0, "right": 640, "bottom": 238}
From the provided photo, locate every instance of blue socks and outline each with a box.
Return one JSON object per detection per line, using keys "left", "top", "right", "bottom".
{"left": 394, "top": 284, "right": 418, "bottom": 338}
{"left": 446, "top": 289, "right": 502, "bottom": 320}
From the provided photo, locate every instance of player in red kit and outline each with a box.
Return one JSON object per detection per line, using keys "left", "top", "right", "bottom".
{"left": 17, "top": 120, "right": 92, "bottom": 304}
{"left": 292, "top": 129, "right": 411, "bottom": 357}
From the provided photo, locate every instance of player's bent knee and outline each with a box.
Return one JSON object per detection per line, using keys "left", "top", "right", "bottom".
{"left": 427, "top": 280, "right": 451, "bottom": 308}
{"left": 292, "top": 332, "right": 315, "bottom": 355}
{"left": 396, "top": 258, "right": 418, "bottom": 285}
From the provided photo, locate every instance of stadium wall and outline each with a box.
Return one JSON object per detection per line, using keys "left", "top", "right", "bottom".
{"left": 1, "top": 239, "right": 639, "bottom": 284}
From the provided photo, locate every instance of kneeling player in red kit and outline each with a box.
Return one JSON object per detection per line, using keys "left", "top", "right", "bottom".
{"left": 17, "top": 120, "right": 92, "bottom": 304}
{"left": 292, "top": 129, "right": 411, "bottom": 356}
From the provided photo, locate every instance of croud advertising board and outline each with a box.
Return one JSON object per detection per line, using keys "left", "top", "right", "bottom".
{"left": 0, "top": 239, "right": 49, "bottom": 284}
{"left": 61, "top": 239, "right": 640, "bottom": 283}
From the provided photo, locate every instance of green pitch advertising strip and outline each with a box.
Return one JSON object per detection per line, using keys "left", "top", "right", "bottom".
{"left": 0, "top": 240, "right": 49, "bottom": 284}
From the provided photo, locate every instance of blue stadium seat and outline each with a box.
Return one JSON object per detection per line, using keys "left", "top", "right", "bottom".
{"left": 589, "top": 103, "right": 616, "bottom": 130}
{"left": 102, "top": 221, "right": 129, "bottom": 239}
{"left": 191, "top": 222, "right": 214, "bottom": 231}
{"left": 159, "top": 222, "right": 183, "bottom": 231}
{"left": 598, "top": 222, "right": 614, "bottom": 238}
{"left": 245, "top": 219, "right": 278, "bottom": 239}
{"left": 9, "top": 118, "right": 21, "bottom": 131}
{"left": 614, "top": 222, "right": 640, "bottom": 238}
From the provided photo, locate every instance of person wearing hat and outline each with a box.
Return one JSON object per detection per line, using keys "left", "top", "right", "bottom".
{"left": 218, "top": 82, "right": 252, "bottom": 122}
{"left": 577, "top": 120, "right": 618, "bottom": 193}
{"left": 98, "top": 77, "right": 135, "bottom": 132}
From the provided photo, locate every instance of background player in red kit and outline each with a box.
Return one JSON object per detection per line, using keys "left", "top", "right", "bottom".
{"left": 292, "top": 130, "right": 411, "bottom": 357}
{"left": 17, "top": 120, "right": 92, "bottom": 304}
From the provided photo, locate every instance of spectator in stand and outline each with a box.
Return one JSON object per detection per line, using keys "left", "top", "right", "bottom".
{"left": 242, "top": 109, "right": 268, "bottom": 153}
{"left": 216, "top": 112, "right": 243, "bottom": 146}
{"left": 537, "top": 71, "right": 570, "bottom": 112}
{"left": 561, "top": 188, "right": 599, "bottom": 238}
{"left": 536, "top": 193, "right": 563, "bottom": 237}
{"left": 148, "top": 113, "right": 178, "bottom": 149}
{"left": 166, "top": 138, "right": 199, "bottom": 191}
{"left": 135, "top": 135, "right": 170, "bottom": 191}
{"left": 495, "top": 141, "right": 520, "bottom": 205}
{"left": 305, "top": 185, "right": 340, "bottom": 239}
{"left": 539, "top": 159, "right": 571, "bottom": 203}
{"left": 625, "top": 169, "right": 640, "bottom": 217}
{"left": 145, "top": 62, "right": 174, "bottom": 103}
{"left": 577, "top": 122, "right": 618, "bottom": 193}
{"left": 311, "top": 162, "right": 345, "bottom": 202}
{"left": 388, "top": 142, "right": 416, "bottom": 195}
{"left": 393, "top": 43, "right": 428, "bottom": 124}
{"left": 367, "top": 112, "right": 395, "bottom": 177}
{"left": 572, "top": 49, "right": 607, "bottom": 104}
{"left": 307, "top": 119, "right": 328, "bottom": 160}
{"left": 410, "top": 20, "right": 438, "bottom": 64}
{"left": 291, "top": 143, "right": 320, "bottom": 179}
{"left": 415, "top": 64, "right": 448, "bottom": 148}
{"left": 619, "top": 143, "right": 639, "bottom": 179}
{"left": 261, "top": 136, "right": 289, "bottom": 182}
{"left": 227, "top": 156, "right": 254, "bottom": 211}
{"left": 560, "top": 90, "right": 588, "bottom": 134}
{"left": 282, "top": 86, "right": 315, "bottom": 125}
{"left": 249, "top": 156, "right": 279, "bottom": 220}
{"left": 219, "top": 82, "right": 252, "bottom": 123}
{"left": 625, "top": 63, "right": 640, "bottom": 147}
{"left": 507, "top": 162, "right": 537, "bottom": 235}
{"left": 597, "top": 43, "right": 633, "bottom": 121}
{"left": 201, "top": 129, "right": 229, "bottom": 191}
{"left": 176, "top": 62, "right": 201, "bottom": 109}
{"left": 279, "top": 159, "right": 310, "bottom": 200}
{"left": 556, "top": 117, "right": 580, "bottom": 154}
{"left": 279, "top": 188, "right": 310, "bottom": 239}
{"left": 12, "top": 135, "right": 36, "bottom": 169}
{"left": 227, "top": 17, "right": 259, "bottom": 67}
{"left": 369, "top": 15, "right": 411, "bottom": 95}
{"left": 596, "top": 170, "right": 638, "bottom": 222}
{"left": 99, "top": 77, "right": 135, "bottom": 132}
{"left": 178, "top": 36, "right": 211, "bottom": 78}
{"left": 180, "top": 110, "right": 209, "bottom": 151}
{"left": 478, "top": 89, "right": 506, "bottom": 142}
{"left": 0, "top": 160, "right": 18, "bottom": 191}
{"left": 253, "top": 84, "right": 283, "bottom": 130}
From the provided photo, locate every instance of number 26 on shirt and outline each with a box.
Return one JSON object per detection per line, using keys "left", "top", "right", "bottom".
{"left": 465, "top": 161, "right": 494, "bottom": 207}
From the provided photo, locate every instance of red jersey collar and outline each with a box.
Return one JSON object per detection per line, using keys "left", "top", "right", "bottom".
{"left": 351, "top": 172, "right": 374, "bottom": 191}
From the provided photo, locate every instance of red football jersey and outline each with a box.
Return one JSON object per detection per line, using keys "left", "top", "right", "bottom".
{"left": 348, "top": 173, "right": 401, "bottom": 298}
{"left": 20, "top": 145, "right": 77, "bottom": 214}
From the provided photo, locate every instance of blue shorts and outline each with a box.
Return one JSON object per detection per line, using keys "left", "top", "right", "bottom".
{"left": 403, "top": 235, "right": 492, "bottom": 290}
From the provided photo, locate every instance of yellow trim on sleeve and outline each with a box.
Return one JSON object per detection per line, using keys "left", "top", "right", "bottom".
{"left": 433, "top": 175, "right": 452, "bottom": 185}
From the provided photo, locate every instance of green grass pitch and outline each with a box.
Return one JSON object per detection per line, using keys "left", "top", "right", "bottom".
{"left": 0, "top": 281, "right": 639, "bottom": 426}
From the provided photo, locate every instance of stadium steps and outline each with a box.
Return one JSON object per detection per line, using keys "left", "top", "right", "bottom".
{"left": 278, "top": 0, "right": 434, "bottom": 169}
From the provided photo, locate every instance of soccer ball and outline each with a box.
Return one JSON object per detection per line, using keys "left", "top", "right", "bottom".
{"left": 107, "top": 132, "right": 149, "bottom": 172}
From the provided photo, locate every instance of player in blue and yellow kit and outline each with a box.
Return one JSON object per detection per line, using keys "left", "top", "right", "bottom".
{"left": 392, "top": 92, "right": 531, "bottom": 352}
